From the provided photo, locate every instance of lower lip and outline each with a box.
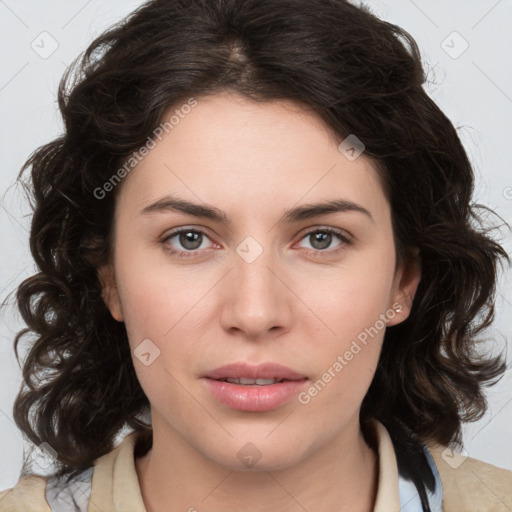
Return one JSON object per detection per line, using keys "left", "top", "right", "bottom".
{"left": 202, "top": 378, "right": 308, "bottom": 412}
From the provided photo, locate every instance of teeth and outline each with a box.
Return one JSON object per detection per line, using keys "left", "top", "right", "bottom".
{"left": 224, "top": 377, "right": 282, "bottom": 385}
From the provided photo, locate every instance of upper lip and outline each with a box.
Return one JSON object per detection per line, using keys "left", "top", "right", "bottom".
{"left": 203, "top": 362, "right": 308, "bottom": 381}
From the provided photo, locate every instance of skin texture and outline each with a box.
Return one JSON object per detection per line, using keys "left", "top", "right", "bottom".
{"left": 99, "top": 92, "right": 421, "bottom": 512}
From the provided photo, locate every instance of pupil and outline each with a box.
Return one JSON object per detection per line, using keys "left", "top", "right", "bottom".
{"left": 180, "top": 231, "right": 202, "bottom": 250}
{"left": 311, "top": 232, "right": 331, "bottom": 250}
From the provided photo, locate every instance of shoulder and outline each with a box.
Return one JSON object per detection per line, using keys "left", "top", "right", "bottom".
{"left": 428, "top": 443, "right": 512, "bottom": 511}
{"left": 0, "top": 475, "right": 51, "bottom": 512}
{"left": 0, "top": 431, "right": 144, "bottom": 512}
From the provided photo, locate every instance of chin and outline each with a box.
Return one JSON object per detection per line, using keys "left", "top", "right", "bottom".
{"left": 202, "top": 437, "right": 310, "bottom": 473}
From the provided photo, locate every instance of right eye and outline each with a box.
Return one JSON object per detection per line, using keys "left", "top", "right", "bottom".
{"left": 162, "top": 228, "right": 217, "bottom": 257}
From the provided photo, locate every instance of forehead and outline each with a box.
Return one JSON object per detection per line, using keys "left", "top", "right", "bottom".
{"left": 116, "top": 92, "right": 389, "bottom": 223}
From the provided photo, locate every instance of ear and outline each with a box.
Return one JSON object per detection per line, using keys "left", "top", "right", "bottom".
{"left": 97, "top": 263, "right": 124, "bottom": 322}
{"left": 386, "top": 250, "right": 421, "bottom": 327}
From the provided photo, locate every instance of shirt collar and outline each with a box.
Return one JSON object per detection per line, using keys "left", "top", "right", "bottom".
{"left": 367, "top": 420, "right": 402, "bottom": 511}
{"left": 88, "top": 420, "right": 403, "bottom": 512}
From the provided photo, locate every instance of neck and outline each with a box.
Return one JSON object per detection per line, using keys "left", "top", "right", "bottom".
{"left": 135, "top": 415, "right": 379, "bottom": 512}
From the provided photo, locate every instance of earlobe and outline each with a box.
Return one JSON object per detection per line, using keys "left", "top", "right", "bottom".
{"left": 387, "top": 253, "right": 421, "bottom": 327}
{"left": 97, "top": 264, "right": 124, "bottom": 322}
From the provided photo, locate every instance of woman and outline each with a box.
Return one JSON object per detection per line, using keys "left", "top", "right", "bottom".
{"left": 1, "top": 0, "right": 511, "bottom": 511}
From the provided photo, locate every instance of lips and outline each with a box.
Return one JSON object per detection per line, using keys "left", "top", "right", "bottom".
{"left": 203, "top": 362, "right": 308, "bottom": 382}
{"left": 201, "top": 362, "right": 309, "bottom": 411}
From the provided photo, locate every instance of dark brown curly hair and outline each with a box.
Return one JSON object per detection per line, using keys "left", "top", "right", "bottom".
{"left": 8, "top": 0, "right": 509, "bottom": 504}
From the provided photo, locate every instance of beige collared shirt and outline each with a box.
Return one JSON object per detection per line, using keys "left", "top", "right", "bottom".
{"left": 1, "top": 420, "right": 511, "bottom": 511}
{"left": 89, "top": 421, "right": 402, "bottom": 512}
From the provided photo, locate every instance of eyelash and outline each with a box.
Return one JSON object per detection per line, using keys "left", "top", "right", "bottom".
{"left": 161, "top": 227, "right": 353, "bottom": 259}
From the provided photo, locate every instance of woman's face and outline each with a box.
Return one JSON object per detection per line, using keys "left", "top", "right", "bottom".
{"left": 100, "top": 92, "right": 420, "bottom": 470}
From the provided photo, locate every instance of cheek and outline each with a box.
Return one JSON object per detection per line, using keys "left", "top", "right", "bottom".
{"left": 113, "top": 248, "right": 219, "bottom": 404}
{"left": 304, "top": 252, "right": 395, "bottom": 345}
{"left": 297, "top": 283, "right": 387, "bottom": 425}
{"left": 114, "top": 263, "right": 206, "bottom": 414}
{"left": 296, "top": 248, "right": 395, "bottom": 400}
{"left": 114, "top": 238, "right": 208, "bottom": 339}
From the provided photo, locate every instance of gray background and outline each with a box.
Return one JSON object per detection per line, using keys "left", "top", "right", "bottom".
{"left": 1, "top": 0, "right": 511, "bottom": 490}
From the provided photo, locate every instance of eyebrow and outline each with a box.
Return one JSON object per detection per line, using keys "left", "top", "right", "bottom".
{"left": 140, "top": 195, "right": 373, "bottom": 225}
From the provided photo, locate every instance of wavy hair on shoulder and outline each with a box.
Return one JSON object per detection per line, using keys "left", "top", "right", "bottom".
{"left": 9, "top": 0, "right": 509, "bottom": 492}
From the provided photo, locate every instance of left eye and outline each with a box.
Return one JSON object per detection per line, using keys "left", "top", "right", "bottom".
{"left": 296, "top": 228, "right": 350, "bottom": 252}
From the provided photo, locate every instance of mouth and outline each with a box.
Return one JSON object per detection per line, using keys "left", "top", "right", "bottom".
{"left": 201, "top": 362, "right": 309, "bottom": 411}
{"left": 203, "top": 361, "right": 308, "bottom": 383}
{"left": 214, "top": 377, "right": 299, "bottom": 386}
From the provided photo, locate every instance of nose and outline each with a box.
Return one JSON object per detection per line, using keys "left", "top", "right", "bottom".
{"left": 219, "top": 246, "right": 293, "bottom": 340}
